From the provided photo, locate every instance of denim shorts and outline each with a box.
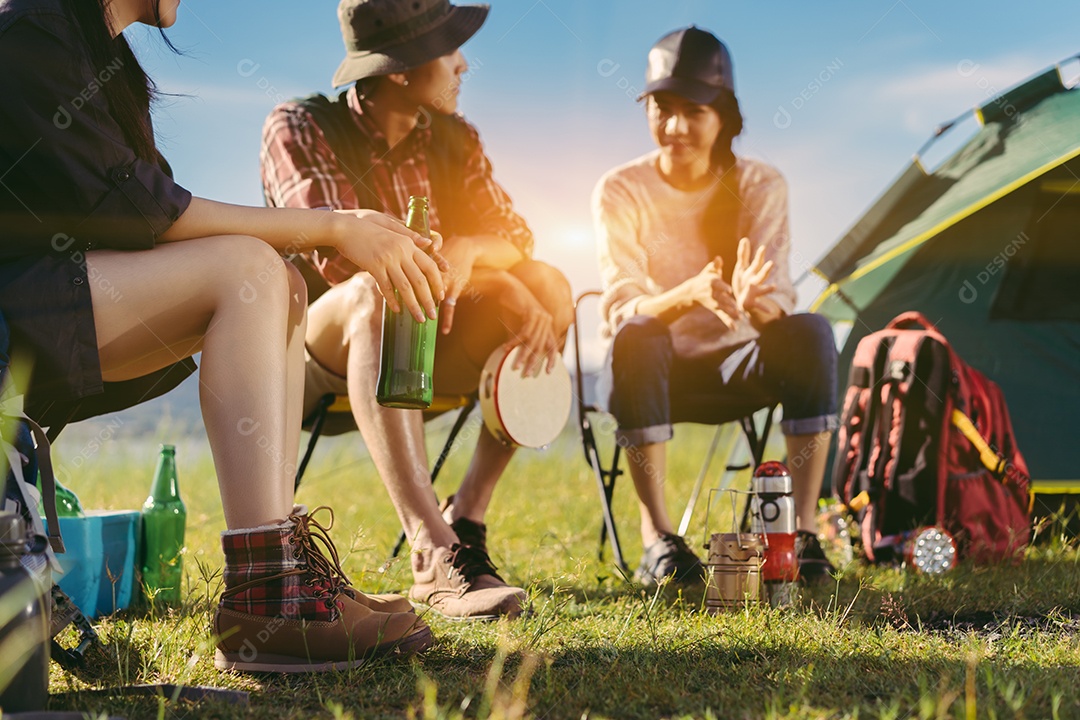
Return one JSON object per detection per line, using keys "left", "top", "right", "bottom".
{"left": 599, "top": 313, "right": 839, "bottom": 447}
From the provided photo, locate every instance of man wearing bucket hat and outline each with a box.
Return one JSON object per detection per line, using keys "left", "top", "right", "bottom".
{"left": 261, "top": 0, "right": 572, "bottom": 619}
{"left": 593, "top": 26, "right": 839, "bottom": 586}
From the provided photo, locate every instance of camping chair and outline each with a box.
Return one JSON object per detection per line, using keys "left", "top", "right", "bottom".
{"left": 572, "top": 290, "right": 776, "bottom": 571}
{"left": 294, "top": 392, "right": 478, "bottom": 558}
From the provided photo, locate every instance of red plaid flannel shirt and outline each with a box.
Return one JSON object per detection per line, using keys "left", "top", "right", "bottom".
{"left": 261, "top": 87, "right": 534, "bottom": 285}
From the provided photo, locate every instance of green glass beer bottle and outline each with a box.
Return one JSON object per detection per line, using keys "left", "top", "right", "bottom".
{"left": 140, "top": 444, "right": 186, "bottom": 606}
{"left": 376, "top": 195, "right": 439, "bottom": 409}
{"left": 36, "top": 473, "right": 84, "bottom": 518}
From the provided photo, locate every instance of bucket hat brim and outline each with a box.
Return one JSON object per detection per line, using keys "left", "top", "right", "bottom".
{"left": 332, "top": 4, "right": 489, "bottom": 88}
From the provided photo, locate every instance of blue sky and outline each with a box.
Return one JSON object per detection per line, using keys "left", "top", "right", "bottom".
{"left": 134, "top": 0, "right": 1080, "bottom": 317}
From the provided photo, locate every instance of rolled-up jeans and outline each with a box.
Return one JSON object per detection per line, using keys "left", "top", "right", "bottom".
{"left": 604, "top": 313, "right": 839, "bottom": 448}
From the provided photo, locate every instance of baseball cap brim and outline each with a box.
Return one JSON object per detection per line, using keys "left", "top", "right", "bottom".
{"left": 333, "top": 4, "right": 489, "bottom": 88}
{"left": 639, "top": 76, "right": 724, "bottom": 105}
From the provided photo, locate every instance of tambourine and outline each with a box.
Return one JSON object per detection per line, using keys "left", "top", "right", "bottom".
{"left": 478, "top": 345, "right": 572, "bottom": 448}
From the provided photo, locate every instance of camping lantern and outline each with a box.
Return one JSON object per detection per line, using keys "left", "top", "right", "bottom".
{"left": 906, "top": 527, "right": 957, "bottom": 575}
{"left": 703, "top": 488, "right": 764, "bottom": 613}
{"left": 750, "top": 461, "right": 799, "bottom": 607}
{"left": 704, "top": 532, "right": 763, "bottom": 614}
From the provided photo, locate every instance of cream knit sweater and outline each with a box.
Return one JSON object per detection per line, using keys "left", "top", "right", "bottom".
{"left": 594, "top": 150, "right": 797, "bottom": 359}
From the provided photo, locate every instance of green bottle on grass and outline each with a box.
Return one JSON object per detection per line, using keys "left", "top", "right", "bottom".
{"left": 36, "top": 473, "right": 84, "bottom": 518}
{"left": 140, "top": 444, "right": 186, "bottom": 606}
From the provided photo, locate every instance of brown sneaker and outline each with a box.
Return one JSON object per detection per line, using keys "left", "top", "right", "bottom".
{"left": 409, "top": 544, "right": 526, "bottom": 621}
{"left": 213, "top": 506, "right": 433, "bottom": 672}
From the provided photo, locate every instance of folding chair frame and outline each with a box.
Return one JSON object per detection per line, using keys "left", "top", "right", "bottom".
{"left": 572, "top": 290, "right": 775, "bottom": 571}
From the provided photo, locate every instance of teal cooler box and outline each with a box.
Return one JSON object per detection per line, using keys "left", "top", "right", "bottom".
{"left": 55, "top": 511, "right": 141, "bottom": 618}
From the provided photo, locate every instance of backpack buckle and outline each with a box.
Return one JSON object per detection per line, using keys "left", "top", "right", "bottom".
{"left": 888, "top": 360, "right": 909, "bottom": 381}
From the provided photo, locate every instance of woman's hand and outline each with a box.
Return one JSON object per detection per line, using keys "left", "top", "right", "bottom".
{"left": 331, "top": 209, "right": 445, "bottom": 322}
{"left": 438, "top": 236, "right": 480, "bottom": 336}
{"left": 682, "top": 256, "right": 741, "bottom": 330}
{"left": 731, "top": 237, "right": 777, "bottom": 320}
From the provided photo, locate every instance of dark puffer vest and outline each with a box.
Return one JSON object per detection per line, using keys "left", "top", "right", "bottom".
{"left": 295, "top": 91, "right": 484, "bottom": 239}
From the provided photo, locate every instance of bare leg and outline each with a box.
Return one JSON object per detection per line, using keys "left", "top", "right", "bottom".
{"left": 438, "top": 259, "right": 571, "bottom": 524}
{"left": 87, "top": 237, "right": 304, "bottom": 529}
{"left": 626, "top": 442, "right": 674, "bottom": 546}
{"left": 305, "top": 263, "right": 570, "bottom": 552}
{"left": 785, "top": 431, "right": 832, "bottom": 532}
{"left": 306, "top": 276, "right": 458, "bottom": 553}
{"left": 447, "top": 426, "right": 514, "bottom": 523}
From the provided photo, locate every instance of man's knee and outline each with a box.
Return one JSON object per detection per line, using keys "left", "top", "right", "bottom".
{"left": 332, "top": 275, "right": 381, "bottom": 335}
{"left": 510, "top": 260, "right": 572, "bottom": 322}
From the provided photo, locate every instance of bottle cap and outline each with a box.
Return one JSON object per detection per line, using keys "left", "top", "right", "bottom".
{"left": 754, "top": 461, "right": 790, "bottom": 477}
{"left": 752, "top": 461, "right": 792, "bottom": 495}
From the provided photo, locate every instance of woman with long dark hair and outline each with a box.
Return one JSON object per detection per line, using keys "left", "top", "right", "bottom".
{"left": 594, "top": 26, "right": 839, "bottom": 586}
{"left": 0, "top": 0, "right": 441, "bottom": 671}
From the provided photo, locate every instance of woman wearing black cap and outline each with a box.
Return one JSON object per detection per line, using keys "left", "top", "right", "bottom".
{"left": 593, "top": 26, "right": 839, "bottom": 585}
{"left": 0, "top": 0, "right": 441, "bottom": 671}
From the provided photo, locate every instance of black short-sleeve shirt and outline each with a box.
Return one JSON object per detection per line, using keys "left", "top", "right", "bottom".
{"left": 0, "top": 0, "right": 195, "bottom": 424}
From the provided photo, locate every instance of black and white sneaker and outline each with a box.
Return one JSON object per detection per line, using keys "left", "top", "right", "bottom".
{"left": 797, "top": 530, "right": 836, "bottom": 584}
{"left": 634, "top": 533, "right": 706, "bottom": 586}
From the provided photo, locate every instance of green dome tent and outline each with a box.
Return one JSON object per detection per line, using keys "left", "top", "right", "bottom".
{"left": 812, "top": 57, "right": 1080, "bottom": 519}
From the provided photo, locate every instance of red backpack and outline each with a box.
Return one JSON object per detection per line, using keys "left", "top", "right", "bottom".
{"left": 834, "top": 312, "right": 1031, "bottom": 564}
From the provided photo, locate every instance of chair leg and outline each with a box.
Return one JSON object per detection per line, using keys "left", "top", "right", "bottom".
{"left": 738, "top": 406, "right": 778, "bottom": 531}
{"left": 571, "top": 290, "right": 629, "bottom": 572}
{"left": 677, "top": 424, "right": 740, "bottom": 537}
{"left": 390, "top": 397, "right": 478, "bottom": 559}
{"left": 294, "top": 397, "right": 333, "bottom": 492}
{"left": 429, "top": 397, "right": 478, "bottom": 485}
{"left": 582, "top": 414, "right": 628, "bottom": 571}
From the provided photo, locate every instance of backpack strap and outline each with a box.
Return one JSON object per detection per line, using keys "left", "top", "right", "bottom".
{"left": 25, "top": 414, "right": 63, "bottom": 554}
{"left": 877, "top": 332, "right": 929, "bottom": 503}
{"left": 2, "top": 402, "right": 64, "bottom": 554}
{"left": 2, "top": 392, "right": 63, "bottom": 552}
{"left": 858, "top": 337, "right": 892, "bottom": 494}
{"left": 950, "top": 409, "right": 1009, "bottom": 479}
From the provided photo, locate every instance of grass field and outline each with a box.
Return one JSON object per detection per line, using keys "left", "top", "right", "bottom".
{"left": 37, "top": 414, "right": 1080, "bottom": 719}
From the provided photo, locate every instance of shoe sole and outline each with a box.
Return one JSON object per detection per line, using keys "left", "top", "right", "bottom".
{"left": 213, "top": 625, "right": 434, "bottom": 673}
{"left": 409, "top": 600, "right": 504, "bottom": 622}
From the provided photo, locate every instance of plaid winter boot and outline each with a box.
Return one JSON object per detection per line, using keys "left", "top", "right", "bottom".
{"left": 213, "top": 506, "right": 432, "bottom": 672}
